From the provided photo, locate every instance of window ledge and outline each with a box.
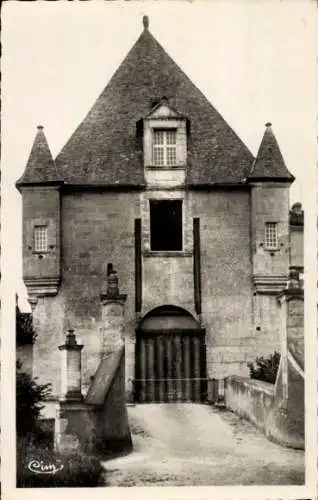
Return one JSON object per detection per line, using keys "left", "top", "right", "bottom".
{"left": 143, "top": 250, "right": 192, "bottom": 258}
{"left": 264, "top": 248, "right": 280, "bottom": 252}
{"left": 145, "top": 165, "right": 186, "bottom": 170}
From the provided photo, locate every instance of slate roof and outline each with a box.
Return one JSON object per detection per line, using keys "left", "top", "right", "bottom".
{"left": 248, "top": 123, "right": 294, "bottom": 182}
{"left": 16, "top": 126, "right": 60, "bottom": 186}
{"left": 17, "top": 21, "right": 293, "bottom": 188}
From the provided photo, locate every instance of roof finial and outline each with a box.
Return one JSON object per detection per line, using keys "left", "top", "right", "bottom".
{"left": 265, "top": 122, "right": 272, "bottom": 128}
{"left": 143, "top": 15, "right": 149, "bottom": 30}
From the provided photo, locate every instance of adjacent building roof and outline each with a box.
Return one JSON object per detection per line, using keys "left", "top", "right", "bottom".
{"left": 289, "top": 202, "right": 304, "bottom": 227}
{"left": 248, "top": 123, "right": 294, "bottom": 183}
{"left": 17, "top": 18, "right": 294, "bottom": 188}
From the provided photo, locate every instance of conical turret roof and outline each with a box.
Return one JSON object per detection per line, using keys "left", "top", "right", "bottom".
{"left": 248, "top": 123, "right": 294, "bottom": 182}
{"left": 16, "top": 126, "right": 60, "bottom": 187}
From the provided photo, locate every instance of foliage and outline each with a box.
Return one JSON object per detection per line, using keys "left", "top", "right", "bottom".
{"left": 16, "top": 363, "right": 104, "bottom": 487}
{"left": 247, "top": 351, "right": 281, "bottom": 384}
{"left": 16, "top": 360, "right": 52, "bottom": 438}
{"left": 17, "top": 441, "right": 104, "bottom": 487}
{"left": 16, "top": 308, "right": 36, "bottom": 346}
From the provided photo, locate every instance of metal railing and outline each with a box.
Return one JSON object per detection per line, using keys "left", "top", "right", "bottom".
{"left": 133, "top": 377, "right": 208, "bottom": 403}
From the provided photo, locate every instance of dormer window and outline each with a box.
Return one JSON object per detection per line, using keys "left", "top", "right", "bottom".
{"left": 153, "top": 129, "right": 177, "bottom": 166}
{"left": 142, "top": 98, "right": 188, "bottom": 170}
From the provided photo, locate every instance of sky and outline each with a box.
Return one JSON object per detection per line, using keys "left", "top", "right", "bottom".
{"left": 2, "top": 0, "right": 317, "bottom": 311}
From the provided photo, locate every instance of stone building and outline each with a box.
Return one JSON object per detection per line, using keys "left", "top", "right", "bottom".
{"left": 16, "top": 17, "right": 298, "bottom": 421}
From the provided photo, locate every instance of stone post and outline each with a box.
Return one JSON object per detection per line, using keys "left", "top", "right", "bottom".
{"left": 277, "top": 295, "right": 288, "bottom": 404}
{"left": 100, "top": 267, "right": 127, "bottom": 356}
{"left": 58, "top": 329, "right": 83, "bottom": 401}
{"left": 277, "top": 269, "right": 304, "bottom": 409}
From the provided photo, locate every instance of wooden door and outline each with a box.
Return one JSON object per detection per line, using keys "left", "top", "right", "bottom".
{"left": 134, "top": 330, "right": 207, "bottom": 403}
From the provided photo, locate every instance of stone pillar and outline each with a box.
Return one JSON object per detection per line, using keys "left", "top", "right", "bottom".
{"left": 278, "top": 295, "right": 288, "bottom": 403}
{"left": 100, "top": 268, "right": 127, "bottom": 356}
{"left": 277, "top": 271, "right": 304, "bottom": 407}
{"left": 125, "top": 339, "right": 136, "bottom": 403}
{"left": 58, "top": 329, "right": 83, "bottom": 401}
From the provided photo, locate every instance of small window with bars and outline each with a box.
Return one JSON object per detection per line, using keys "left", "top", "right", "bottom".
{"left": 152, "top": 129, "right": 177, "bottom": 166}
{"left": 34, "top": 225, "right": 48, "bottom": 252}
{"left": 264, "top": 222, "right": 278, "bottom": 250}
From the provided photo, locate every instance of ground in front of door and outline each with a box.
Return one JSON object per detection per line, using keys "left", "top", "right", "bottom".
{"left": 101, "top": 403, "right": 304, "bottom": 486}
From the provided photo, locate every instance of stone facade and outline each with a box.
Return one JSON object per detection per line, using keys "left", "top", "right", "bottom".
{"left": 20, "top": 184, "right": 297, "bottom": 401}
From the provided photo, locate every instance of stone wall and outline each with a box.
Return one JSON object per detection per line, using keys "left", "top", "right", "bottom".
{"left": 32, "top": 296, "right": 65, "bottom": 396}
{"left": 32, "top": 191, "right": 140, "bottom": 398}
{"left": 191, "top": 190, "right": 254, "bottom": 379}
{"left": 225, "top": 376, "right": 275, "bottom": 433}
{"left": 22, "top": 186, "right": 60, "bottom": 280}
{"left": 29, "top": 186, "right": 289, "bottom": 398}
{"left": 225, "top": 365, "right": 304, "bottom": 450}
{"left": 287, "top": 296, "right": 304, "bottom": 369}
{"left": 290, "top": 227, "right": 304, "bottom": 270}
{"left": 251, "top": 185, "right": 290, "bottom": 277}
{"left": 289, "top": 202, "right": 304, "bottom": 271}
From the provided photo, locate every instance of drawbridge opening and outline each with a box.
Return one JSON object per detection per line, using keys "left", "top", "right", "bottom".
{"left": 134, "top": 306, "right": 207, "bottom": 403}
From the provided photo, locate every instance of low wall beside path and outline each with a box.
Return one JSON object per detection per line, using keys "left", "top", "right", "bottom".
{"left": 224, "top": 372, "right": 304, "bottom": 450}
{"left": 224, "top": 376, "right": 275, "bottom": 433}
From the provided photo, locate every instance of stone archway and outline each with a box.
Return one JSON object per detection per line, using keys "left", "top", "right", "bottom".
{"left": 134, "top": 306, "right": 207, "bottom": 403}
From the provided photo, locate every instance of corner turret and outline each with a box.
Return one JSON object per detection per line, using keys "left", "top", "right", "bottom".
{"left": 250, "top": 123, "right": 294, "bottom": 294}
{"left": 16, "top": 126, "right": 61, "bottom": 304}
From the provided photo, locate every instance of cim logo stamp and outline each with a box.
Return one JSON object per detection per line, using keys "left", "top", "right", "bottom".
{"left": 27, "top": 459, "right": 64, "bottom": 475}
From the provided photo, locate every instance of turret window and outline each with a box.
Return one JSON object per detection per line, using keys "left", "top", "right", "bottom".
{"left": 152, "top": 129, "right": 177, "bottom": 166}
{"left": 264, "top": 222, "right": 278, "bottom": 250}
{"left": 34, "top": 225, "right": 48, "bottom": 252}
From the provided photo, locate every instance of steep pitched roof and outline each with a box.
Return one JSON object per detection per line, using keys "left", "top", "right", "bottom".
{"left": 16, "top": 126, "right": 60, "bottom": 187}
{"left": 248, "top": 123, "right": 294, "bottom": 183}
{"left": 52, "top": 21, "right": 254, "bottom": 187}
{"left": 16, "top": 21, "right": 256, "bottom": 188}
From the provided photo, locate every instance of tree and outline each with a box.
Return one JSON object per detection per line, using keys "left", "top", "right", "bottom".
{"left": 16, "top": 360, "right": 51, "bottom": 438}
{"left": 247, "top": 351, "right": 281, "bottom": 384}
{"left": 16, "top": 308, "right": 36, "bottom": 347}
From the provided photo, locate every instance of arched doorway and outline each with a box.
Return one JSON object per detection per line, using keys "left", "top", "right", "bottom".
{"left": 134, "top": 306, "right": 207, "bottom": 403}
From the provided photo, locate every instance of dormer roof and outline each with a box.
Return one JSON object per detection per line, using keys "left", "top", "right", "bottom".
{"left": 145, "top": 98, "right": 186, "bottom": 120}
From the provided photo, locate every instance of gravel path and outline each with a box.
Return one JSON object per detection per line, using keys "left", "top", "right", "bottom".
{"left": 101, "top": 403, "right": 304, "bottom": 486}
